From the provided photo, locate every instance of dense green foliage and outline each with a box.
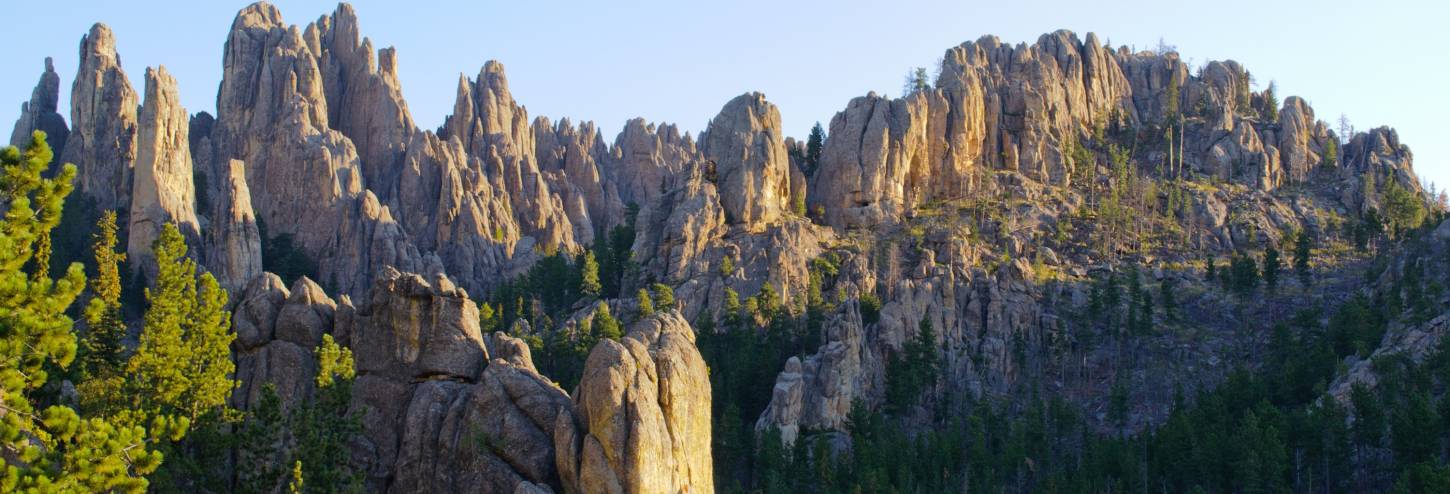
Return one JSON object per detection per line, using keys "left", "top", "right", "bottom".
{"left": 0, "top": 132, "right": 185, "bottom": 493}
{"left": 737, "top": 277, "right": 1450, "bottom": 494}
{"left": 79, "top": 211, "right": 126, "bottom": 379}
{"left": 885, "top": 317, "right": 941, "bottom": 411}
{"left": 702, "top": 254, "right": 842, "bottom": 491}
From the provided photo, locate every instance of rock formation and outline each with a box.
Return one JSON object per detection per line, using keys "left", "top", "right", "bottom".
{"left": 128, "top": 66, "right": 200, "bottom": 278}
{"left": 9, "top": 57, "right": 69, "bottom": 151}
{"left": 556, "top": 310, "right": 713, "bottom": 494}
{"left": 11, "top": 3, "right": 1439, "bottom": 490}
{"left": 61, "top": 23, "right": 138, "bottom": 211}
{"left": 204, "top": 159, "right": 265, "bottom": 293}
{"left": 701, "top": 93, "right": 792, "bottom": 229}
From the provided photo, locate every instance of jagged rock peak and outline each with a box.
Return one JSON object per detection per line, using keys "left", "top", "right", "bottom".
{"left": 9, "top": 57, "right": 69, "bottom": 151}
{"left": 311, "top": 1, "right": 415, "bottom": 189}
{"left": 701, "top": 92, "right": 792, "bottom": 229}
{"left": 62, "top": 22, "right": 139, "bottom": 211}
{"left": 606, "top": 117, "right": 701, "bottom": 209}
{"left": 128, "top": 65, "right": 200, "bottom": 279}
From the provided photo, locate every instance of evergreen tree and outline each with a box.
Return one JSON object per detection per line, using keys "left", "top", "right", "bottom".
{"left": 126, "top": 223, "right": 237, "bottom": 423}
{"left": 1263, "top": 245, "right": 1281, "bottom": 292}
{"left": 1382, "top": 180, "right": 1427, "bottom": 236}
{"left": 636, "top": 288, "right": 654, "bottom": 317}
{"left": 579, "top": 251, "right": 602, "bottom": 297}
{"left": 292, "top": 334, "right": 362, "bottom": 493}
{"left": 1263, "top": 81, "right": 1280, "bottom": 121}
{"left": 1205, "top": 256, "right": 1216, "bottom": 283}
{"left": 651, "top": 282, "right": 676, "bottom": 311}
{"left": 0, "top": 132, "right": 184, "bottom": 492}
{"left": 81, "top": 210, "right": 127, "bottom": 378}
{"left": 479, "top": 301, "right": 500, "bottom": 333}
{"left": 1391, "top": 391, "right": 1440, "bottom": 465}
{"left": 1159, "top": 277, "right": 1178, "bottom": 323}
{"left": 1293, "top": 229, "right": 1312, "bottom": 286}
{"left": 805, "top": 122, "right": 825, "bottom": 174}
{"left": 591, "top": 303, "right": 622, "bottom": 341}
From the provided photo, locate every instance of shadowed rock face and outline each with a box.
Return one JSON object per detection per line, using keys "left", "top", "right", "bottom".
{"left": 9, "top": 57, "right": 69, "bottom": 151}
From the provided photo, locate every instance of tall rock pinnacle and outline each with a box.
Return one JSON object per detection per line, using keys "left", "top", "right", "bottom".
{"left": 9, "top": 57, "right": 69, "bottom": 151}
{"left": 61, "top": 23, "right": 138, "bottom": 211}
{"left": 128, "top": 66, "right": 201, "bottom": 278}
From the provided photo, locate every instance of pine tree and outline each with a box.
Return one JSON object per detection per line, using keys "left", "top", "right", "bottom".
{"left": 292, "top": 333, "right": 362, "bottom": 492}
{"left": 592, "top": 303, "right": 622, "bottom": 341}
{"left": 579, "top": 251, "right": 602, "bottom": 297}
{"left": 479, "top": 301, "right": 500, "bottom": 333}
{"left": 126, "top": 223, "right": 237, "bottom": 423}
{"left": 81, "top": 210, "right": 127, "bottom": 377}
{"left": 0, "top": 131, "right": 184, "bottom": 493}
{"left": 805, "top": 122, "right": 825, "bottom": 174}
{"left": 1263, "top": 246, "right": 1281, "bottom": 292}
{"left": 1159, "top": 277, "right": 1178, "bottom": 323}
{"left": 1390, "top": 391, "right": 1440, "bottom": 465}
{"left": 651, "top": 282, "right": 675, "bottom": 311}
{"left": 636, "top": 288, "right": 655, "bottom": 317}
{"left": 1293, "top": 229, "right": 1312, "bottom": 286}
{"left": 1263, "top": 81, "right": 1280, "bottom": 121}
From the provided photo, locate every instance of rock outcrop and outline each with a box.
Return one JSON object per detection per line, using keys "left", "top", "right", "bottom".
{"left": 701, "top": 93, "right": 793, "bottom": 229}
{"left": 204, "top": 159, "right": 264, "bottom": 293}
{"left": 344, "top": 267, "right": 573, "bottom": 493}
{"left": 231, "top": 273, "right": 351, "bottom": 411}
{"left": 208, "top": 2, "right": 427, "bottom": 296}
{"left": 631, "top": 165, "right": 727, "bottom": 284}
{"left": 556, "top": 310, "right": 714, "bottom": 494}
{"left": 9, "top": 57, "right": 69, "bottom": 151}
{"left": 61, "top": 23, "right": 138, "bottom": 211}
{"left": 128, "top": 66, "right": 200, "bottom": 278}
{"left": 606, "top": 118, "right": 699, "bottom": 209}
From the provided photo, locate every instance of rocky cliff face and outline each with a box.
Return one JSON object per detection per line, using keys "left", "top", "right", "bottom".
{"left": 227, "top": 265, "right": 714, "bottom": 494}
{"left": 701, "top": 93, "right": 793, "bottom": 230}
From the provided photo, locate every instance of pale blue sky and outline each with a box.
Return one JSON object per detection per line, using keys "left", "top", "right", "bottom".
{"left": 4, "top": 0, "right": 1446, "bottom": 189}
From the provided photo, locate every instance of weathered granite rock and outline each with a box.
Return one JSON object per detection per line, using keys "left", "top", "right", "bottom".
{"left": 605, "top": 118, "right": 698, "bottom": 209}
{"left": 312, "top": 3, "right": 415, "bottom": 190}
{"left": 556, "top": 310, "right": 713, "bottom": 494}
{"left": 128, "top": 66, "right": 200, "bottom": 279}
{"left": 352, "top": 266, "right": 486, "bottom": 381}
{"left": 210, "top": 2, "right": 426, "bottom": 297}
{"left": 701, "top": 92, "right": 792, "bottom": 229}
{"left": 9, "top": 57, "right": 69, "bottom": 151}
{"left": 440, "top": 61, "right": 578, "bottom": 256}
{"left": 204, "top": 159, "right": 264, "bottom": 293}
{"left": 389, "top": 362, "right": 573, "bottom": 493}
{"left": 61, "top": 23, "right": 138, "bottom": 211}
{"left": 231, "top": 273, "right": 351, "bottom": 411}
{"left": 631, "top": 164, "right": 727, "bottom": 284}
